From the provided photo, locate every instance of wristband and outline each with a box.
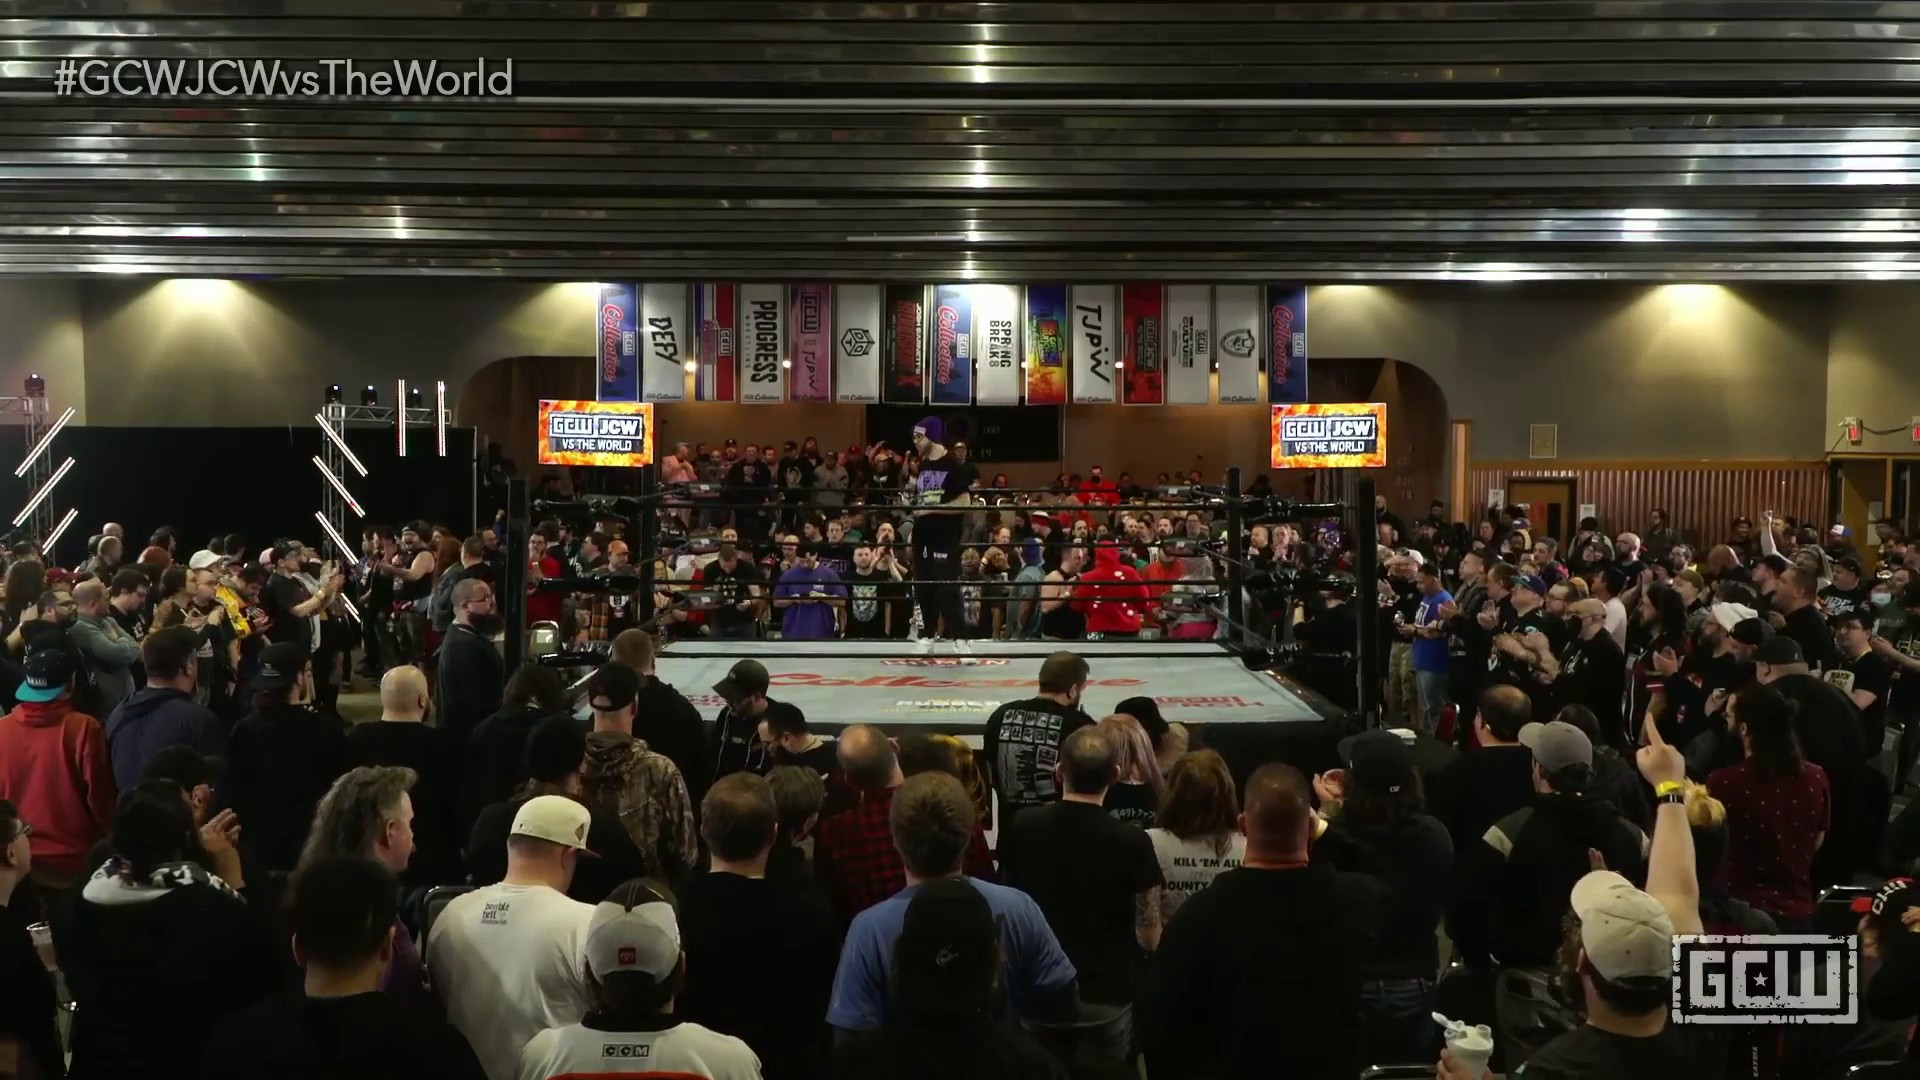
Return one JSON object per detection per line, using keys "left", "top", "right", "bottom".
{"left": 1655, "top": 780, "right": 1685, "bottom": 798}
{"left": 1658, "top": 792, "right": 1686, "bottom": 806}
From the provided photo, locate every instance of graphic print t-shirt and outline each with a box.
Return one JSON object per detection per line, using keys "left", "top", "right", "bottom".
{"left": 912, "top": 455, "right": 980, "bottom": 551}
{"left": 984, "top": 696, "right": 1095, "bottom": 815}
{"left": 700, "top": 560, "right": 762, "bottom": 635}
{"left": 844, "top": 569, "right": 894, "bottom": 639}
{"left": 1147, "top": 829, "right": 1247, "bottom": 921}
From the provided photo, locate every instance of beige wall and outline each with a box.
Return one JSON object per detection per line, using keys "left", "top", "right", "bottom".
{"left": 1829, "top": 284, "right": 1920, "bottom": 455}
{"left": 0, "top": 280, "right": 86, "bottom": 423}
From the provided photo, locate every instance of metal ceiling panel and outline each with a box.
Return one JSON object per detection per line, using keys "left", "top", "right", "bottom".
{"left": 3, "top": 2, "right": 1920, "bottom": 278}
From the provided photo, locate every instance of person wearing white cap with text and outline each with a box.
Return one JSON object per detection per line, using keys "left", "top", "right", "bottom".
{"left": 1656, "top": 601, "right": 1758, "bottom": 751}
{"left": 1439, "top": 713, "right": 1715, "bottom": 1079}
{"left": 515, "top": 879, "right": 761, "bottom": 1080}
{"left": 429, "top": 795, "right": 599, "bottom": 1080}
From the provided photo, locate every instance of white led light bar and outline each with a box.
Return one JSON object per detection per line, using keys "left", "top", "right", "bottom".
{"left": 15, "top": 406, "right": 73, "bottom": 478}
{"left": 313, "top": 412, "right": 369, "bottom": 477}
{"left": 12, "top": 456, "right": 73, "bottom": 527}
{"left": 312, "top": 456, "right": 365, "bottom": 518}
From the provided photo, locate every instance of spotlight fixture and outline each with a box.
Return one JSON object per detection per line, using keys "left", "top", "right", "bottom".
{"left": 324, "top": 384, "right": 343, "bottom": 405}
{"left": 407, "top": 385, "right": 423, "bottom": 408}
{"left": 23, "top": 374, "right": 44, "bottom": 398}
{"left": 360, "top": 384, "right": 378, "bottom": 407}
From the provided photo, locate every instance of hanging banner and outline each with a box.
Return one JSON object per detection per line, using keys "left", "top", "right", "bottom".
{"left": 694, "top": 283, "right": 738, "bottom": 402}
{"left": 834, "top": 284, "right": 882, "bottom": 404}
{"left": 930, "top": 284, "right": 975, "bottom": 406}
{"left": 1266, "top": 284, "right": 1310, "bottom": 405}
{"left": 1163, "top": 285, "right": 1213, "bottom": 405}
{"left": 639, "top": 283, "right": 689, "bottom": 403}
{"left": 739, "top": 284, "right": 787, "bottom": 404}
{"left": 883, "top": 285, "right": 928, "bottom": 405}
{"left": 1121, "top": 284, "right": 1165, "bottom": 406}
{"left": 596, "top": 282, "right": 640, "bottom": 403}
{"left": 789, "top": 283, "right": 833, "bottom": 402}
{"left": 1024, "top": 284, "right": 1068, "bottom": 405}
{"left": 1069, "top": 285, "right": 1118, "bottom": 405}
{"left": 972, "top": 284, "right": 1022, "bottom": 406}
{"left": 1213, "top": 285, "right": 1263, "bottom": 405}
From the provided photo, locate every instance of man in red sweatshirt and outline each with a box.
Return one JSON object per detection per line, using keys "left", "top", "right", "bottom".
{"left": 1077, "top": 465, "right": 1122, "bottom": 507}
{"left": 0, "top": 641, "right": 115, "bottom": 887}
{"left": 1076, "top": 542, "right": 1149, "bottom": 638}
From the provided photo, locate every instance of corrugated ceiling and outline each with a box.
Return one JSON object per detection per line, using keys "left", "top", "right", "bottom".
{"left": 4, "top": 1, "right": 1920, "bottom": 279}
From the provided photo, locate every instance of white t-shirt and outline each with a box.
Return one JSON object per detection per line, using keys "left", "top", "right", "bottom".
{"left": 516, "top": 1019, "right": 762, "bottom": 1080}
{"left": 1146, "top": 829, "right": 1246, "bottom": 920}
{"left": 1604, "top": 597, "right": 1629, "bottom": 648}
{"left": 429, "top": 882, "right": 596, "bottom": 1080}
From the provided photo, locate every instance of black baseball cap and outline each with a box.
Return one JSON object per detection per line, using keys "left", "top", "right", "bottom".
{"left": 586, "top": 663, "right": 640, "bottom": 712}
{"left": 713, "top": 659, "right": 770, "bottom": 701}
{"left": 1114, "top": 696, "right": 1169, "bottom": 749}
{"left": 1339, "top": 729, "right": 1418, "bottom": 796}
{"left": 1728, "top": 616, "right": 1774, "bottom": 647}
{"left": 16, "top": 643, "right": 74, "bottom": 703}
{"left": 524, "top": 714, "right": 589, "bottom": 783}
{"left": 1836, "top": 556, "right": 1865, "bottom": 577}
{"left": 894, "top": 877, "right": 997, "bottom": 1021}
{"left": 142, "top": 745, "right": 222, "bottom": 789}
{"left": 1753, "top": 636, "right": 1804, "bottom": 666}
{"left": 252, "top": 641, "right": 310, "bottom": 690}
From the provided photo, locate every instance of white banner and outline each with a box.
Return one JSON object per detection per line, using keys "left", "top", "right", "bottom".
{"left": 1164, "top": 285, "right": 1213, "bottom": 405}
{"left": 738, "top": 284, "right": 787, "bottom": 404}
{"left": 639, "top": 283, "right": 690, "bottom": 403}
{"left": 833, "top": 284, "right": 882, "bottom": 404}
{"left": 972, "top": 284, "right": 1022, "bottom": 405}
{"left": 1069, "top": 284, "right": 1118, "bottom": 404}
{"left": 1213, "top": 285, "right": 1264, "bottom": 405}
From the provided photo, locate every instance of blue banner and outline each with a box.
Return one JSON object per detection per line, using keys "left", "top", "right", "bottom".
{"left": 931, "top": 284, "right": 975, "bottom": 405}
{"left": 1265, "top": 284, "right": 1310, "bottom": 405}
{"left": 597, "top": 282, "right": 640, "bottom": 403}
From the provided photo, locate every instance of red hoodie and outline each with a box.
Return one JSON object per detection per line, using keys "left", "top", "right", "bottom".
{"left": 1078, "top": 477, "right": 1121, "bottom": 506}
{"left": 1142, "top": 556, "right": 1186, "bottom": 610}
{"left": 1075, "top": 545, "right": 1149, "bottom": 634}
{"left": 0, "top": 698, "right": 115, "bottom": 878}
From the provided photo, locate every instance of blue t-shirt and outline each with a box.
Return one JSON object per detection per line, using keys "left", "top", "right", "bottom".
{"left": 826, "top": 876, "right": 1077, "bottom": 1032}
{"left": 1413, "top": 589, "right": 1453, "bottom": 673}
{"left": 776, "top": 563, "right": 846, "bottom": 641}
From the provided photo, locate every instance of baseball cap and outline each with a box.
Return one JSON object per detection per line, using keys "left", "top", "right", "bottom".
{"left": 1729, "top": 616, "right": 1774, "bottom": 647}
{"left": 1709, "top": 602, "right": 1757, "bottom": 632}
{"left": 187, "top": 549, "right": 225, "bottom": 571}
{"left": 584, "top": 881, "right": 680, "bottom": 980}
{"left": 1519, "top": 720, "right": 1593, "bottom": 771}
{"left": 713, "top": 659, "right": 770, "bottom": 702}
{"left": 525, "top": 715, "right": 589, "bottom": 784}
{"left": 1113, "top": 696, "right": 1169, "bottom": 747}
{"left": 16, "top": 643, "right": 74, "bottom": 703}
{"left": 585, "top": 663, "right": 640, "bottom": 712}
{"left": 1513, "top": 574, "right": 1548, "bottom": 596}
{"left": 269, "top": 540, "right": 303, "bottom": 565}
{"left": 509, "top": 794, "right": 596, "bottom": 854}
{"left": 1836, "top": 556, "right": 1864, "bottom": 576}
{"left": 1571, "top": 870, "right": 1675, "bottom": 982}
{"left": 1030, "top": 510, "right": 1053, "bottom": 525}
{"left": 894, "top": 877, "right": 997, "bottom": 1019}
{"left": 1568, "top": 598, "right": 1607, "bottom": 620}
{"left": 251, "top": 641, "right": 309, "bottom": 691}
{"left": 912, "top": 416, "right": 946, "bottom": 445}
{"left": 1753, "top": 636, "right": 1805, "bottom": 666}
{"left": 142, "top": 744, "right": 222, "bottom": 789}
{"left": 1831, "top": 523, "right": 1851, "bottom": 538}
{"left": 1343, "top": 729, "right": 1417, "bottom": 796}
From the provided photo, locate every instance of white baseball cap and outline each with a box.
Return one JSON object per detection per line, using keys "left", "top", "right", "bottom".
{"left": 1710, "top": 602, "right": 1758, "bottom": 633}
{"left": 187, "top": 549, "right": 226, "bottom": 571}
{"left": 509, "top": 795, "right": 596, "bottom": 854}
{"left": 1571, "top": 870, "right": 1674, "bottom": 981}
{"left": 584, "top": 884, "right": 680, "bottom": 980}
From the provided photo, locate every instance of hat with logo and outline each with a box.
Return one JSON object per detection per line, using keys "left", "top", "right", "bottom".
{"left": 16, "top": 642, "right": 74, "bottom": 703}
{"left": 584, "top": 880, "right": 680, "bottom": 981}
{"left": 585, "top": 662, "right": 640, "bottom": 712}
{"left": 1571, "top": 870, "right": 1674, "bottom": 981}
{"left": 509, "top": 794, "right": 596, "bottom": 854}
{"left": 1753, "top": 635, "right": 1805, "bottom": 666}
{"left": 912, "top": 416, "right": 947, "bottom": 445}
{"left": 1342, "top": 728, "right": 1417, "bottom": 796}
{"left": 894, "top": 876, "right": 998, "bottom": 1019}
{"left": 1513, "top": 574, "right": 1548, "bottom": 596}
{"left": 1569, "top": 598, "right": 1607, "bottom": 620}
{"left": 1831, "top": 523, "right": 1851, "bottom": 538}
{"left": 1029, "top": 510, "right": 1053, "bottom": 525}
{"left": 187, "top": 549, "right": 226, "bottom": 571}
{"left": 713, "top": 658, "right": 770, "bottom": 702}
{"left": 1709, "top": 602, "right": 1758, "bottom": 633}
{"left": 1519, "top": 720, "right": 1593, "bottom": 771}
{"left": 1836, "top": 556, "right": 1865, "bottom": 577}
{"left": 250, "top": 641, "right": 309, "bottom": 691}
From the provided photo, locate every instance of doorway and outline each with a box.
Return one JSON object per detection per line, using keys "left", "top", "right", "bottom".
{"left": 1508, "top": 478, "right": 1577, "bottom": 546}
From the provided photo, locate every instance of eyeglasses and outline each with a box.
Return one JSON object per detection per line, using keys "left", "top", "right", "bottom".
{"left": 4, "top": 821, "right": 32, "bottom": 844}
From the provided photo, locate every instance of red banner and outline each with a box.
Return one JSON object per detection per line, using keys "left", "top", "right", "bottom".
{"left": 1122, "top": 283, "right": 1165, "bottom": 405}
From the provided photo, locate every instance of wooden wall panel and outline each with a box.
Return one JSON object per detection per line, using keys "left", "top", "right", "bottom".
{"left": 1465, "top": 462, "right": 1828, "bottom": 551}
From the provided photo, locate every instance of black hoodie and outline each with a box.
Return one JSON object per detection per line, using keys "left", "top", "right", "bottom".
{"left": 201, "top": 990, "right": 486, "bottom": 1080}
{"left": 226, "top": 701, "right": 350, "bottom": 874}
{"left": 1447, "top": 792, "right": 1648, "bottom": 968}
{"left": 635, "top": 673, "right": 712, "bottom": 808}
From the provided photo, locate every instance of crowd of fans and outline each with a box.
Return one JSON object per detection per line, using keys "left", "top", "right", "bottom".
{"left": 6, "top": 441, "right": 1920, "bottom": 1078}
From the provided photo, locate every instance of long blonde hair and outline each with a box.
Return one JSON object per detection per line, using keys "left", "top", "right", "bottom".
{"left": 1098, "top": 714, "right": 1165, "bottom": 794}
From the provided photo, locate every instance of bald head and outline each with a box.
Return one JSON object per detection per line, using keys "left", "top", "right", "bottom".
{"left": 1241, "top": 763, "right": 1313, "bottom": 858}
{"left": 1059, "top": 726, "right": 1118, "bottom": 796}
{"left": 838, "top": 724, "right": 899, "bottom": 792}
{"left": 73, "top": 579, "right": 107, "bottom": 615}
{"left": 379, "top": 665, "right": 429, "bottom": 722}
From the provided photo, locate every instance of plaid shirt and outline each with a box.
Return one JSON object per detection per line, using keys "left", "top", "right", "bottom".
{"left": 814, "top": 785, "right": 997, "bottom": 923}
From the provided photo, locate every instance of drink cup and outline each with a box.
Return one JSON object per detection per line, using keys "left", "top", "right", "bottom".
{"left": 26, "top": 922, "right": 55, "bottom": 970}
{"left": 1445, "top": 1022, "right": 1494, "bottom": 1078}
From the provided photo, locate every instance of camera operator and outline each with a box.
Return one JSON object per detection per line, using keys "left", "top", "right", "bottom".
{"left": 1291, "top": 572, "right": 1358, "bottom": 661}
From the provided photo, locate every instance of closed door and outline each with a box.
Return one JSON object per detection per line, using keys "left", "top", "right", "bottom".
{"left": 1508, "top": 479, "right": 1576, "bottom": 546}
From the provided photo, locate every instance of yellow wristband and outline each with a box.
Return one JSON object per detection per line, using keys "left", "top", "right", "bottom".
{"left": 1655, "top": 780, "right": 1685, "bottom": 798}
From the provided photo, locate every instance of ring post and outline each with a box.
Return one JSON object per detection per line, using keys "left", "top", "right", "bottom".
{"left": 637, "top": 463, "right": 659, "bottom": 630}
{"left": 1225, "top": 466, "right": 1245, "bottom": 649}
{"left": 1353, "top": 476, "right": 1382, "bottom": 728}
{"left": 503, "top": 474, "right": 528, "bottom": 671}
